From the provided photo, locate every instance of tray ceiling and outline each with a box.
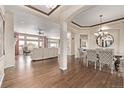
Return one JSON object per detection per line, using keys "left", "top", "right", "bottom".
{"left": 25, "top": 5, "right": 60, "bottom": 16}
{"left": 72, "top": 5, "right": 124, "bottom": 27}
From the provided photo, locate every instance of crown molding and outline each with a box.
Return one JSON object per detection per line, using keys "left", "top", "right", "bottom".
{"left": 25, "top": 5, "right": 60, "bottom": 16}
{"left": 72, "top": 17, "right": 124, "bottom": 28}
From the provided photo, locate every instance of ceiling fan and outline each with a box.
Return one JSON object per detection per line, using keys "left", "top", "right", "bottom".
{"left": 37, "top": 27, "right": 45, "bottom": 35}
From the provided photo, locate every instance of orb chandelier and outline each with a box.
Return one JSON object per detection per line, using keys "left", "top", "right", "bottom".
{"left": 94, "top": 15, "right": 109, "bottom": 36}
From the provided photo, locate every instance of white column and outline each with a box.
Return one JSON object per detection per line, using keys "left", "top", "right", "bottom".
{"left": 59, "top": 21, "right": 67, "bottom": 70}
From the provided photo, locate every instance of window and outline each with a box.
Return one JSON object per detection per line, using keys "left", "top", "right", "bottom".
{"left": 50, "top": 43, "right": 57, "bottom": 48}
{"left": 27, "top": 36, "right": 38, "bottom": 40}
{"left": 48, "top": 38, "right": 59, "bottom": 48}
{"left": 39, "top": 41, "right": 43, "bottom": 47}
{"left": 48, "top": 42, "right": 58, "bottom": 48}
{"left": 48, "top": 39, "right": 57, "bottom": 42}
{"left": 19, "top": 35, "right": 25, "bottom": 39}
{"left": 27, "top": 41, "right": 38, "bottom": 51}
{"left": 19, "top": 40, "right": 25, "bottom": 54}
{"left": 18, "top": 33, "right": 59, "bottom": 54}
{"left": 19, "top": 40, "right": 25, "bottom": 47}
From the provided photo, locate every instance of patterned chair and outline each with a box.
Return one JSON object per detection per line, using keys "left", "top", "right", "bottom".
{"left": 119, "top": 57, "right": 124, "bottom": 72}
{"left": 78, "top": 48, "right": 83, "bottom": 63}
{"left": 86, "top": 49, "right": 97, "bottom": 69}
{"left": 98, "top": 49, "right": 114, "bottom": 74}
{"left": 78, "top": 48, "right": 87, "bottom": 64}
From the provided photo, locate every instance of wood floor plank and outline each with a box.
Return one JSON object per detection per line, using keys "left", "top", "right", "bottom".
{"left": 1, "top": 55, "right": 123, "bottom": 88}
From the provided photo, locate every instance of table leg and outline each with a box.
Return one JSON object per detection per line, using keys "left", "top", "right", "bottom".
{"left": 114, "top": 57, "right": 121, "bottom": 71}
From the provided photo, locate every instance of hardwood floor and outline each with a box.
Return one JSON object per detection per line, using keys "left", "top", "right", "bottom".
{"left": 2, "top": 55, "right": 124, "bottom": 88}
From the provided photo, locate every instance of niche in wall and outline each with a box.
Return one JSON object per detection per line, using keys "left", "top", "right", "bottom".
{"left": 80, "top": 34, "right": 88, "bottom": 48}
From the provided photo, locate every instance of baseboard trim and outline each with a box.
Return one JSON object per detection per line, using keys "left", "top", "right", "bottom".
{"left": 0, "top": 73, "right": 4, "bottom": 88}
{"left": 67, "top": 54, "right": 75, "bottom": 56}
{"left": 59, "top": 67, "right": 67, "bottom": 71}
{"left": 4, "top": 65, "right": 15, "bottom": 69}
{"left": 32, "top": 56, "right": 58, "bottom": 62}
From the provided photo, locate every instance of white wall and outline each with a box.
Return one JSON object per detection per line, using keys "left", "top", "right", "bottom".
{"left": 0, "top": 5, "right": 5, "bottom": 87}
{"left": 0, "top": 56, "right": 4, "bottom": 87}
{"left": 72, "top": 21, "right": 124, "bottom": 58}
{"left": 71, "top": 32, "right": 75, "bottom": 55}
{"left": 110, "top": 22, "right": 124, "bottom": 53}
{"left": 89, "top": 28, "right": 120, "bottom": 51}
{"left": 74, "top": 33, "right": 80, "bottom": 58}
{"left": 88, "top": 22, "right": 124, "bottom": 53}
{"left": 4, "top": 10, "right": 15, "bottom": 68}
{"left": 69, "top": 27, "right": 90, "bottom": 58}
{"left": 67, "top": 27, "right": 86, "bottom": 58}
{"left": 69, "top": 21, "right": 124, "bottom": 58}
{"left": 67, "top": 28, "right": 79, "bottom": 57}
{"left": 67, "top": 32, "right": 75, "bottom": 55}
{"left": 67, "top": 32, "right": 71, "bottom": 55}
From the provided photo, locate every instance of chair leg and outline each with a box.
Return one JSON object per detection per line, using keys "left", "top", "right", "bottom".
{"left": 86, "top": 59, "right": 88, "bottom": 67}
{"left": 78, "top": 58, "right": 80, "bottom": 63}
{"left": 99, "top": 63, "right": 101, "bottom": 71}
{"left": 101, "top": 64, "right": 103, "bottom": 68}
{"left": 81, "top": 57, "right": 83, "bottom": 64}
{"left": 79, "top": 57, "right": 83, "bottom": 65}
{"left": 83, "top": 58, "right": 86, "bottom": 65}
{"left": 111, "top": 68, "right": 113, "bottom": 74}
{"left": 94, "top": 62, "right": 96, "bottom": 69}
{"left": 78, "top": 57, "right": 81, "bottom": 64}
{"left": 111, "top": 64, "right": 114, "bottom": 74}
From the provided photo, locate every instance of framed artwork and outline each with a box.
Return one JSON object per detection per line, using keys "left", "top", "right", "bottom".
{"left": 0, "top": 9, "right": 5, "bottom": 57}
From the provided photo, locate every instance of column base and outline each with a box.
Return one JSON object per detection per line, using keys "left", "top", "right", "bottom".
{"left": 59, "top": 67, "right": 67, "bottom": 71}
{"left": 0, "top": 73, "right": 4, "bottom": 87}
